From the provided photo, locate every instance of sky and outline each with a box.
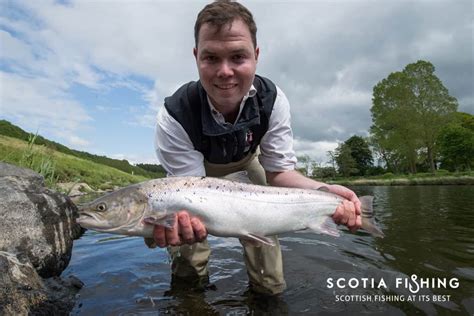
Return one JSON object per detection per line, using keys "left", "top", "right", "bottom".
{"left": 1, "top": 0, "right": 473, "bottom": 166}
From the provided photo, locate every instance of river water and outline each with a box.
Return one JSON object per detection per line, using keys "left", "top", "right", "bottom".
{"left": 65, "top": 185, "right": 474, "bottom": 315}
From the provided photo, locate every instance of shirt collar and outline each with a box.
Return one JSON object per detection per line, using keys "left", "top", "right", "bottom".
{"left": 207, "top": 84, "right": 257, "bottom": 126}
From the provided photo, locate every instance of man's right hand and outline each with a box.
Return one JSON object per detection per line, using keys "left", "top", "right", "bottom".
{"left": 144, "top": 211, "right": 207, "bottom": 248}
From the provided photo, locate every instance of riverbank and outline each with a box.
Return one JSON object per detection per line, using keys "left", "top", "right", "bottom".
{"left": 326, "top": 172, "right": 474, "bottom": 186}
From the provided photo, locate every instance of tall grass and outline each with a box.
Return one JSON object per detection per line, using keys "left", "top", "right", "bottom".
{"left": 18, "top": 133, "right": 59, "bottom": 187}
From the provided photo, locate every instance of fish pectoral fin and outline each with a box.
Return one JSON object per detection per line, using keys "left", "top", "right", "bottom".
{"left": 307, "top": 217, "right": 340, "bottom": 237}
{"left": 143, "top": 214, "right": 176, "bottom": 228}
{"left": 242, "top": 233, "right": 275, "bottom": 247}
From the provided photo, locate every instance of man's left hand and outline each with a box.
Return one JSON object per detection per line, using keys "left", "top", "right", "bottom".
{"left": 328, "top": 184, "right": 362, "bottom": 232}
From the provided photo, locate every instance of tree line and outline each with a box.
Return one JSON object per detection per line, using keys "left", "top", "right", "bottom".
{"left": 298, "top": 60, "right": 473, "bottom": 177}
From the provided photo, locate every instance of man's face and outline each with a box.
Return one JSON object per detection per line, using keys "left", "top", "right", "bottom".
{"left": 194, "top": 19, "right": 259, "bottom": 114}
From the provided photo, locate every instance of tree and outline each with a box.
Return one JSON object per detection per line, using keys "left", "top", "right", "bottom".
{"left": 344, "top": 135, "right": 373, "bottom": 176}
{"left": 438, "top": 112, "right": 474, "bottom": 171}
{"left": 335, "top": 143, "right": 358, "bottom": 177}
{"left": 297, "top": 154, "right": 312, "bottom": 176}
{"left": 370, "top": 60, "right": 458, "bottom": 173}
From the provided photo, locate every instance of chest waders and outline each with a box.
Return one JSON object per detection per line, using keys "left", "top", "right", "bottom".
{"left": 168, "top": 149, "right": 286, "bottom": 295}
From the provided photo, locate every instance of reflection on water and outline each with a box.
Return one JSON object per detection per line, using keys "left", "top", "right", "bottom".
{"left": 65, "top": 186, "right": 474, "bottom": 315}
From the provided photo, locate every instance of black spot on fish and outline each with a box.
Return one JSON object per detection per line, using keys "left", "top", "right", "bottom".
{"left": 176, "top": 189, "right": 180, "bottom": 192}
{"left": 201, "top": 176, "right": 205, "bottom": 180}
{"left": 216, "top": 186, "right": 219, "bottom": 189}
{"left": 208, "top": 185, "right": 211, "bottom": 188}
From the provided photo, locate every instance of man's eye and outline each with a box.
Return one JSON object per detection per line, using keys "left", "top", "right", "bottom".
{"left": 204, "top": 56, "right": 217, "bottom": 62}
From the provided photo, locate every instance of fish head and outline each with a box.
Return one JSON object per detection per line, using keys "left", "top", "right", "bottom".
{"left": 76, "top": 186, "right": 149, "bottom": 234}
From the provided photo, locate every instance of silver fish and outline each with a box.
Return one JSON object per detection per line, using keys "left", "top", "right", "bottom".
{"left": 76, "top": 173, "right": 384, "bottom": 245}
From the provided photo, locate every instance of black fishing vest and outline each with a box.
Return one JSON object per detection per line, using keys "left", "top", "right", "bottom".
{"left": 164, "top": 75, "right": 277, "bottom": 164}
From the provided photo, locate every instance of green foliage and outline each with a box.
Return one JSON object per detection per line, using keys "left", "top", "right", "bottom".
{"left": 381, "top": 172, "right": 394, "bottom": 179}
{"left": 136, "top": 163, "right": 167, "bottom": 176}
{"left": 370, "top": 60, "right": 458, "bottom": 173}
{"left": 437, "top": 112, "right": 474, "bottom": 171}
{"left": 312, "top": 166, "right": 337, "bottom": 179}
{"left": 335, "top": 143, "right": 359, "bottom": 177}
{"left": 343, "top": 136, "right": 373, "bottom": 176}
{"left": 2, "top": 132, "right": 60, "bottom": 187}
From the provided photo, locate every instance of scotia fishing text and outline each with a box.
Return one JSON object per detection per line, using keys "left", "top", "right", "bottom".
{"left": 326, "top": 275, "right": 459, "bottom": 294}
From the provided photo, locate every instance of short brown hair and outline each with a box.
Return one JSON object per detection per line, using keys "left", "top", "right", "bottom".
{"left": 194, "top": 0, "right": 257, "bottom": 48}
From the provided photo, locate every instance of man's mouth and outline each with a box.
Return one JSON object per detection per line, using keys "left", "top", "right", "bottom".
{"left": 215, "top": 83, "right": 237, "bottom": 90}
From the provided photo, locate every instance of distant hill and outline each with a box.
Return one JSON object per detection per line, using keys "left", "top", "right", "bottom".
{"left": 0, "top": 119, "right": 165, "bottom": 178}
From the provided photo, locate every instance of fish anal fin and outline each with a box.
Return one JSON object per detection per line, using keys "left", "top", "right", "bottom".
{"left": 143, "top": 213, "right": 176, "bottom": 228}
{"left": 307, "top": 217, "right": 340, "bottom": 237}
{"left": 242, "top": 233, "right": 275, "bottom": 247}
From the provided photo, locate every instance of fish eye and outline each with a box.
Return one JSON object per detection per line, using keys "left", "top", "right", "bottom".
{"left": 96, "top": 202, "right": 107, "bottom": 212}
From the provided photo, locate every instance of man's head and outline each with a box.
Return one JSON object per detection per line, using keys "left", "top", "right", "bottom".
{"left": 193, "top": 0, "right": 259, "bottom": 117}
{"left": 194, "top": 0, "right": 257, "bottom": 49}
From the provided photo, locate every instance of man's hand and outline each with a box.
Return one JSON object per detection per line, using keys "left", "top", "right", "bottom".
{"left": 144, "top": 211, "right": 207, "bottom": 248}
{"left": 328, "top": 184, "right": 362, "bottom": 232}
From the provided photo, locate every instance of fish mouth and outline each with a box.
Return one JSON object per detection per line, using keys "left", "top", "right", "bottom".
{"left": 76, "top": 212, "right": 97, "bottom": 224}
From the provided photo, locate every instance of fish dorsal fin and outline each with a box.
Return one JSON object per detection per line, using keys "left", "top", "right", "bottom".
{"left": 223, "top": 171, "right": 253, "bottom": 184}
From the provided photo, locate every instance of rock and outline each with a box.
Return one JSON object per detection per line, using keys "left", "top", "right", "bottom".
{"left": 0, "top": 162, "right": 84, "bottom": 315}
{"left": 0, "top": 162, "right": 83, "bottom": 277}
{"left": 0, "top": 251, "right": 82, "bottom": 315}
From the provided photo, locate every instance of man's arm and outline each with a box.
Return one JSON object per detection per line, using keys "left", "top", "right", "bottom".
{"left": 259, "top": 86, "right": 361, "bottom": 232}
{"left": 266, "top": 170, "right": 362, "bottom": 232}
{"left": 146, "top": 108, "right": 209, "bottom": 248}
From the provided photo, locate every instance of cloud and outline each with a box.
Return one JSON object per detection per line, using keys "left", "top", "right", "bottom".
{"left": 293, "top": 138, "right": 339, "bottom": 165}
{"left": 0, "top": 71, "right": 92, "bottom": 147}
{"left": 1, "top": 0, "right": 472, "bottom": 164}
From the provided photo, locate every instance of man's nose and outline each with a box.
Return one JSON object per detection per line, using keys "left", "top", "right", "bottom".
{"left": 217, "top": 61, "right": 234, "bottom": 77}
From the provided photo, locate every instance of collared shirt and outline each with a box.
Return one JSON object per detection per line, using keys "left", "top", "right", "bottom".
{"left": 154, "top": 84, "right": 297, "bottom": 176}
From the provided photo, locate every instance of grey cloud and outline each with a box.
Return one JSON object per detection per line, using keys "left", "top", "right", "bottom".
{"left": 247, "top": 0, "right": 473, "bottom": 143}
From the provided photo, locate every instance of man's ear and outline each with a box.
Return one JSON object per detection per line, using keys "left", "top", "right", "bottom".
{"left": 255, "top": 47, "right": 260, "bottom": 62}
{"left": 193, "top": 47, "right": 198, "bottom": 59}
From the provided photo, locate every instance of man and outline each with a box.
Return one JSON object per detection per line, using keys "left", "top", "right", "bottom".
{"left": 149, "top": 0, "right": 361, "bottom": 295}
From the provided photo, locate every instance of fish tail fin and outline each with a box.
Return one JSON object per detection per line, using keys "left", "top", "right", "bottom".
{"left": 359, "top": 196, "right": 385, "bottom": 238}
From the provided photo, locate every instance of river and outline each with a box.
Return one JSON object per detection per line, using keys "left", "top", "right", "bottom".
{"left": 64, "top": 185, "right": 474, "bottom": 315}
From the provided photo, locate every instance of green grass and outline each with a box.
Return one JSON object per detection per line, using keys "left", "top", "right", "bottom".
{"left": 0, "top": 135, "right": 155, "bottom": 191}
